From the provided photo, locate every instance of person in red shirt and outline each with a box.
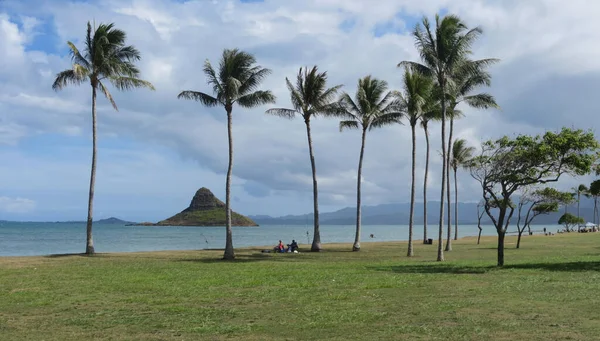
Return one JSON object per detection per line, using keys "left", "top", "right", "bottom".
{"left": 277, "top": 240, "right": 285, "bottom": 252}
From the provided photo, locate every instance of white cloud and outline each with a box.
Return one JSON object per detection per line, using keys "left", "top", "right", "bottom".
{"left": 0, "top": 196, "right": 36, "bottom": 213}
{"left": 0, "top": 0, "right": 599, "bottom": 218}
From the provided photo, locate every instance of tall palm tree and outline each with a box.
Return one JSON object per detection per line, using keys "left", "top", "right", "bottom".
{"left": 400, "top": 14, "right": 483, "bottom": 261}
{"left": 419, "top": 106, "right": 441, "bottom": 244}
{"left": 338, "top": 76, "right": 403, "bottom": 252}
{"left": 574, "top": 184, "right": 589, "bottom": 221}
{"left": 178, "top": 49, "right": 275, "bottom": 260}
{"left": 266, "top": 66, "right": 342, "bottom": 252}
{"left": 589, "top": 180, "right": 600, "bottom": 225}
{"left": 445, "top": 61, "right": 499, "bottom": 246}
{"left": 397, "top": 67, "right": 433, "bottom": 256}
{"left": 52, "top": 22, "right": 154, "bottom": 255}
{"left": 450, "top": 138, "right": 475, "bottom": 241}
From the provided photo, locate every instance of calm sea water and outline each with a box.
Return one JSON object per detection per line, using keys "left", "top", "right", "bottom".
{"left": 0, "top": 222, "right": 559, "bottom": 257}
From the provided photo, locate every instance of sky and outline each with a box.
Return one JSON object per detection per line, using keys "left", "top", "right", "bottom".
{"left": 0, "top": 0, "right": 599, "bottom": 222}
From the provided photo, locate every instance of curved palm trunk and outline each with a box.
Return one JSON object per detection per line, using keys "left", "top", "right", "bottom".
{"left": 223, "top": 107, "right": 235, "bottom": 260}
{"left": 305, "top": 119, "right": 321, "bottom": 252}
{"left": 85, "top": 85, "right": 98, "bottom": 255}
{"left": 437, "top": 82, "right": 447, "bottom": 262}
{"left": 353, "top": 129, "right": 367, "bottom": 251}
{"left": 422, "top": 124, "right": 430, "bottom": 244}
{"left": 445, "top": 117, "right": 454, "bottom": 251}
{"left": 408, "top": 123, "right": 417, "bottom": 257}
{"left": 454, "top": 166, "right": 458, "bottom": 241}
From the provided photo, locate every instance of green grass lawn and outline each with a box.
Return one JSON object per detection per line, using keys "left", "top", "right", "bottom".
{"left": 1, "top": 233, "right": 600, "bottom": 341}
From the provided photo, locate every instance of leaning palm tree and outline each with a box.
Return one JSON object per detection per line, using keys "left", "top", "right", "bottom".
{"left": 450, "top": 138, "right": 475, "bottom": 240}
{"left": 266, "top": 66, "right": 342, "bottom": 252}
{"left": 397, "top": 68, "right": 433, "bottom": 256}
{"left": 399, "top": 14, "right": 484, "bottom": 261}
{"left": 178, "top": 49, "right": 275, "bottom": 260}
{"left": 445, "top": 60, "right": 499, "bottom": 247}
{"left": 52, "top": 22, "right": 154, "bottom": 255}
{"left": 338, "top": 76, "right": 403, "bottom": 252}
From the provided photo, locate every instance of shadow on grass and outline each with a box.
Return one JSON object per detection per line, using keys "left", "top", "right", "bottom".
{"left": 177, "top": 251, "right": 310, "bottom": 264}
{"left": 369, "top": 261, "right": 600, "bottom": 275}
{"left": 46, "top": 253, "right": 90, "bottom": 258}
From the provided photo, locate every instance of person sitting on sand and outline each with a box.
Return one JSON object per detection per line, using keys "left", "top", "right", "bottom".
{"left": 276, "top": 240, "right": 285, "bottom": 253}
{"left": 287, "top": 240, "right": 298, "bottom": 252}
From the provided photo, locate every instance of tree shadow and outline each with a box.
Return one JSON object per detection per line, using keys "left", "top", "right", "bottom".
{"left": 45, "top": 253, "right": 90, "bottom": 258}
{"left": 177, "top": 251, "right": 309, "bottom": 264}
{"left": 369, "top": 261, "right": 600, "bottom": 275}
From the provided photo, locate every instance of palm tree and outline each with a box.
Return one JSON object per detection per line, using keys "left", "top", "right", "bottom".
{"left": 400, "top": 14, "right": 483, "bottom": 261}
{"left": 397, "top": 68, "right": 433, "bottom": 256}
{"left": 178, "top": 49, "right": 275, "bottom": 260}
{"left": 450, "top": 138, "right": 475, "bottom": 241}
{"left": 446, "top": 61, "right": 499, "bottom": 246}
{"left": 589, "top": 180, "right": 600, "bottom": 225}
{"left": 266, "top": 66, "right": 342, "bottom": 252}
{"left": 338, "top": 76, "right": 403, "bottom": 252}
{"left": 52, "top": 22, "right": 154, "bottom": 255}
{"left": 419, "top": 106, "right": 440, "bottom": 244}
{"left": 574, "top": 184, "right": 589, "bottom": 221}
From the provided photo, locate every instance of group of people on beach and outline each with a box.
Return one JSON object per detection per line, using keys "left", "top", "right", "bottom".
{"left": 274, "top": 240, "right": 298, "bottom": 253}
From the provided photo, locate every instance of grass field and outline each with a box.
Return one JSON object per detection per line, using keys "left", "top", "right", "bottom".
{"left": 1, "top": 233, "right": 600, "bottom": 341}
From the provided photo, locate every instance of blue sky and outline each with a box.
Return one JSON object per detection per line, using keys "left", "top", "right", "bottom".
{"left": 1, "top": 0, "right": 599, "bottom": 221}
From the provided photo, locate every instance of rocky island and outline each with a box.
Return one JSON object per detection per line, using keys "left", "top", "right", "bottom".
{"left": 141, "top": 187, "right": 258, "bottom": 227}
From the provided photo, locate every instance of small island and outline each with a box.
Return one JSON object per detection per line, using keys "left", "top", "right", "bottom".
{"left": 131, "top": 187, "right": 258, "bottom": 227}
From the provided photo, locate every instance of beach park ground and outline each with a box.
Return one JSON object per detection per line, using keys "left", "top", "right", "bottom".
{"left": 1, "top": 233, "right": 600, "bottom": 341}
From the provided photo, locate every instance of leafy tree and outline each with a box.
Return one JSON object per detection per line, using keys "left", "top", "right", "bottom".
{"left": 515, "top": 187, "right": 571, "bottom": 248}
{"left": 558, "top": 213, "right": 585, "bottom": 232}
{"left": 468, "top": 128, "right": 598, "bottom": 266}
{"left": 476, "top": 200, "right": 485, "bottom": 244}
{"left": 178, "top": 49, "right": 275, "bottom": 260}
{"left": 338, "top": 76, "right": 403, "bottom": 251}
{"left": 400, "top": 14, "right": 484, "bottom": 261}
{"left": 266, "top": 66, "right": 342, "bottom": 252}
{"left": 444, "top": 61, "right": 499, "bottom": 250}
{"left": 589, "top": 180, "right": 600, "bottom": 224}
{"left": 52, "top": 22, "right": 155, "bottom": 255}
{"left": 450, "top": 138, "right": 475, "bottom": 241}
{"left": 395, "top": 67, "right": 433, "bottom": 256}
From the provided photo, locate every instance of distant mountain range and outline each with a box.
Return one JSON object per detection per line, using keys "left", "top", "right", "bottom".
{"left": 249, "top": 199, "right": 598, "bottom": 226}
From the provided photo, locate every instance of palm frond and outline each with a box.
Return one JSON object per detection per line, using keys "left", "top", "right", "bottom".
{"left": 238, "top": 67, "right": 272, "bottom": 95}
{"left": 177, "top": 90, "right": 220, "bottom": 107}
{"left": 237, "top": 90, "right": 276, "bottom": 108}
{"left": 463, "top": 93, "right": 499, "bottom": 110}
{"left": 285, "top": 77, "right": 304, "bottom": 112}
{"left": 98, "top": 80, "right": 118, "bottom": 111}
{"left": 52, "top": 69, "right": 87, "bottom": 91}
{"left": 369, "top": 112, "right": 403, "bottom": 130}
{"left": 339, "top": 120, "right": 360, "bottom": 132}
{"left": 67, "top": 41, "right": 90, "bottom": 69}
{"left": 110, "top": 76, "right": 155, "bottom": 91}
{"left": 265, "top": 108, "right": 298, "bottom": 119}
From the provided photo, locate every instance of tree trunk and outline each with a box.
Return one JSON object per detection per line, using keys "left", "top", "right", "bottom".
{"left": 453, "top": 166, "right": 458, "bottom": 241}
{"left": 577, "top": 192, "right": 581, "bottom": 220}
{"left": 353, "top": 129, "right": 367, "bottom": 252}
{"left": 477, "top": 228, "right": 482, "bottom": 245}
{"left": 445, "top": 117, "right": 453, "bottom": 251}
{"left": 85, "top": 85, "right": 98, "bottom": 255}
{"left": 305, "top": 119, "right": 321, "bottom": 252}
{"left": 223, "top": 106, "right": 235, "bottom": 260}
{"left": 422, "top": 123, "right": 430, "bottom": 244}
{"left": 497, "top": 231, "right": 505, "bottom": 266}
{"left": 407, "top": 123, "right": 417, "bottom": 257}
{"left": 516, "top": 230, "right": 522, "bottom": 249}
{"left": 437, "top": 81, "right": 447, "bottom": 262}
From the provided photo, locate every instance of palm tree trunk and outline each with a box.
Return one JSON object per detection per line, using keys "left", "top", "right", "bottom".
{"left": 422, "top": 123, "right": 430, "bottom": 244}
{"left": 445, "top": 117, "right": 454, "bottom": 252}
{"left": 408, "top": 123, "right": 417, "bottom": 257}
{"left": 454, "top": 166, "right": 458, "bottom": 241}
{"left": 437, "top": 82, "right": 447, "bottom": 262}
{"left": 305, "top": 119, "right": 321, "bottom": 252}
{"left": 577, "top": 192, "right": 581, "bottom": 220}
{"left": 85, "top": 85, "right": 97, "bottom": 255}
{"left": 223, "top": 106, "right": 235, "bottom": 260}
{"left": 353, "top": 129, "right": 367, "bottom": 252}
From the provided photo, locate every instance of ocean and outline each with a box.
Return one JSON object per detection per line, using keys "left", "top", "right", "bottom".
{"left": 0, "top": 222, "right": 560, "bottom": 257}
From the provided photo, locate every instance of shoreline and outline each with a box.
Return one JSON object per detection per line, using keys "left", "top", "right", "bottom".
{"left": 0, "top": 231, "right": 579, "bottom": 260}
